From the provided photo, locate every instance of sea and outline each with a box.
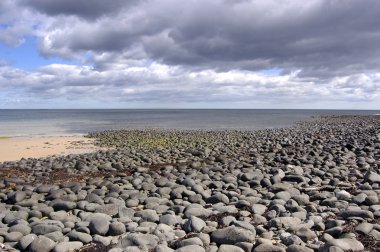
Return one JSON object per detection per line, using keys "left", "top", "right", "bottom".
{"left": 0, "top": 109, "right": 379, "bottom": 137}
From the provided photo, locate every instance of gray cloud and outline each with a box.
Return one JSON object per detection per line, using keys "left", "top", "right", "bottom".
{"left": 22, "top": 0, "right": 380, "bottom": 79}
{"left": 22, "top": 0, "right": 137, "bottom": 20}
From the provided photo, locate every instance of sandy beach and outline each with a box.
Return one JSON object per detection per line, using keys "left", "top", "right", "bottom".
{"left": 0, "top": 136, "right": 101, "bottom": 163}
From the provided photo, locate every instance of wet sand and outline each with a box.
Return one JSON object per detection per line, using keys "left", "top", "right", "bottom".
{"left": 0, "top": 136, "right": 101, "bottom": 163}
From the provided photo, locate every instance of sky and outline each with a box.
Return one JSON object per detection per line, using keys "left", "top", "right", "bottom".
{"left": 0, "top": 0, "right": 380, "bottom": 109}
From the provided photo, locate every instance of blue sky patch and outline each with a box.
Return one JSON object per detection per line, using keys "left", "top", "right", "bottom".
{"left": 0, "top": 36, "right": 79, "bottom": 70}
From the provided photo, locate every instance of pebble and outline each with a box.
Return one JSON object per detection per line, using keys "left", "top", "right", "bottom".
{"left": 29, "top": 236, "right": 56, "bottom": 252}
{"left": 211, "top": 226, "right": 256, "bottom": 245}
{"left": 53, "top": 241, "right": 84, "bottom": 252}
{"left": 217, "top": 244, "right": 245, "bottom": 252}
{"left": 175, "top": 245, "right": 206, "bottom": 252}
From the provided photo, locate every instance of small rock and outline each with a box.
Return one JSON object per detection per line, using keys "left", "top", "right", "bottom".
{"left": 211, "top": 226, "right": 255, "bottom": 245}
{"left": 53, "top": 241, "right": 83, "bottom": 252}
{"left": 5, "top": 231, "right": 23, "bottom": 242}
{"left": 175, "top": 245, "right": 206, "bottom": 252}
{"left": 29, "top": 236, "right": 56, "bottom": 252}
{"left": 135, "top": 209, "right": 159, "bottom": 222}
{"left": 18, "top": 234, "right": 37, "bottom": 251}
{"left": 183, "top": 216, "right": 206, "bottom": 233}
{"left": 324, "top": 238, "right": 364, "bottom": 252}
{"left": 218, "top": 244, "right": 245, "bottom": 252}
{"left": 67, "top": 230, "right": 93, "bottom": 244}
{"left": 355, "top": 222, "right": 373, "bottom": 234}
{"left": 254, "top": 244, "right": 286, "bottom": 252}
{"left": 108, "top": 222, "right": 126, "bottom": 236}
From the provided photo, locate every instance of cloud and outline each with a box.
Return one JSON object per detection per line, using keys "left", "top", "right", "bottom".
{"left": 17, "top": 0, "right": 380, "bottom": 79}
{"left": 22, "top": 0, "right": 137, "bottom": 20}
{"left": 1, "top": 62, "right": 379, "bottom": 109}
{"left": 1, "top": 0, "right": 380, "bottom": 108}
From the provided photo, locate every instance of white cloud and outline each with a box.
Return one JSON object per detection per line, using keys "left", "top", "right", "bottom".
{"left": 1, "top": 61, "right": 379, "bottom": 108}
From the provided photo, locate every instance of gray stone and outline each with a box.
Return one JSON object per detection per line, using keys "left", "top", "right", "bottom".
{"left": 364, "top": 171, "right": 380, "bottom": 183}
{"left": 235, "top": 242, "right": 254, "bottom": 252}
{"left": 155, "top": 244, "right": 175, "bottom": 252}
{"left": 295, "top": 228, "right": 317, "bottom": 241}
{"left": 176, "top": 237, "right": 203, "bottom": 248}
{"left": 51, "top": 200, "right": 77, "bottom": 211}
{"left": 93, "top": 235, "right": 112, "bottom": 246}
{"left": 369, "top": 229, "right": 380, "bottom": 240}
{"left": 324, "top": 238, "right": 364, "bottom": 252}
{"left": 153, "top": 223, "right": 175, "bottom": 242}
{"left": 251, "top": 204, "right": 267, "bottom": 215}
{"left": 355, "top": 222, "right": 373, "bottom": 234}
{"left": 341, "top": 210, "right": 374, "bottom": 219}
{"left": 67, "top": 230, "right": 93, "bottom": 244}
{"left": 8, "top": 191, "right": 27, "bottom": 203}
{"left": 254, "top": 244, "right": 286, "bottom": 252}
{"left": 118, "top": 206, "right": 135, "bottom": 218}
{"left": 269, "top": 217, "right": 302, "bottom": 230}
{"left": 123, "top": 247, "right": 143, "bottom": 252}
{"left": 9, "top": 224, "right": 31, "bottom": 235}
{"left": 117, "top": 233, "right": 159, "bottom": 249}
{"left": 232, "top": 220, "right": 256, "bottom": 232}
{"left": 32, "top": 224, "right": 62, "bottom": 235}
{"left": 89, "top": 217, "right": 109, "bottom": 235}
{"left": 108, "top": 222, "right": 126, "bottom": 236}
{"left": 211, "top": 226, "right": 255, "bottom": 245}
{"left": 160, "top": 214, "right": 181, "bottom": 226}
{"left": 218, "top": 244, "right": 245, "bottom": 252}
{"left": 18, "top": 234, "right": 37, "bottom": 251}
{"left": 44, "top": 231, "right": 65, "bottom": 242}
{"left": 183, "top": 216, "right": 206, "bottom": 233}
{"left": 135, "top": 209, "right": 159, "bottom": 222}
{"left": 286, "top": 245, "right": 314, "bottom": 252}
{"left": 53, "top": 241, "right": 83, "bottom": 252}
{"left": 95, "top": 204, "right": 120, "bottom": 217}
{"left": 4, "top": 231, "right": 23, "bottom": 242}
{"left": 29, "top": 236, "right": 56, "bottom": 252}
{"left": 206, "top": 193, "right": 229, "bottom": 204}
{"left": 175, "top": 245, "right": 205, "bottom": 252}
{"left": 184, "top": 207, "right": 212, "bottom": 218}
{"left": 3, "top": 211, "right": 28, "bottom": 224}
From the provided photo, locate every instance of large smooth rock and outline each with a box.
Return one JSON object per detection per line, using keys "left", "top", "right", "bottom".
{"left": 89, "top": 217, "right": 110, "bottom": 235}
{"left": 32, "top": 224, "right": 62, "bottom": 235}
{"left": 175, "top": 245, "right": 206, "bottom": 252}
{"left": 108, "top": 222, "right": 126, "bottom": 236}
{"left": 67, "top": 231, "right": 93, "bottom": 244}
{"left": 323, "top": 238, "right": 364, "bottom": 252}
{"left": 218, "top": 244, "right": 245, "bottom": 252}
{"left": 269, "top": 217, "right": 302, "bottom": 230}
{"left": 135, "top": 209, "right": 159, "bottom": 222}
{"left": 29, "top": 236, "right": 56, "bottom": 252}
{"left": 53, "top": 241, "right": 83, "bottom": 252}
{"left": 183, "top": 216, "right": 206, "bottom": 233}
{"left": 18, "top": 234, "right": 37, "bottom": 251}
{"left": 254, "top": 244, "right": 286, "bottom": 252}
{"left": 4, "top": 231, "right": 23, "bottom": 242}
{"left": 117, "top": 233, "right": 159, "bottom": 249}
{"left": 364, "top": 171, "right": 380, "bottom": 183}
{"left": 211, "top": 226, "right": 255, "bottom": 245}
{"left": 51, "top": 200, "right": 77, "bottom": 211}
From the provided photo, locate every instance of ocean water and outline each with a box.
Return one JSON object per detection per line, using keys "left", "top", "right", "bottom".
{"left": 0, "top": 109, "right": 379, "bottom": 137}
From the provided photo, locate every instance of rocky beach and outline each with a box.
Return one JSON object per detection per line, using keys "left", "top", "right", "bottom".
{"left": 0, "top": 115, "right": 379, "bottom": 252}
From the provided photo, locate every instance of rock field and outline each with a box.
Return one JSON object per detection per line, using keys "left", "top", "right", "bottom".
{"left": 0, "top": 115, "right": 379, "bottom": 252}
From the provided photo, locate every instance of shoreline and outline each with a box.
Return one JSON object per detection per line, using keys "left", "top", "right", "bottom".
{"left": 0, "top": 135, "right": 102, "bottom": 163}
